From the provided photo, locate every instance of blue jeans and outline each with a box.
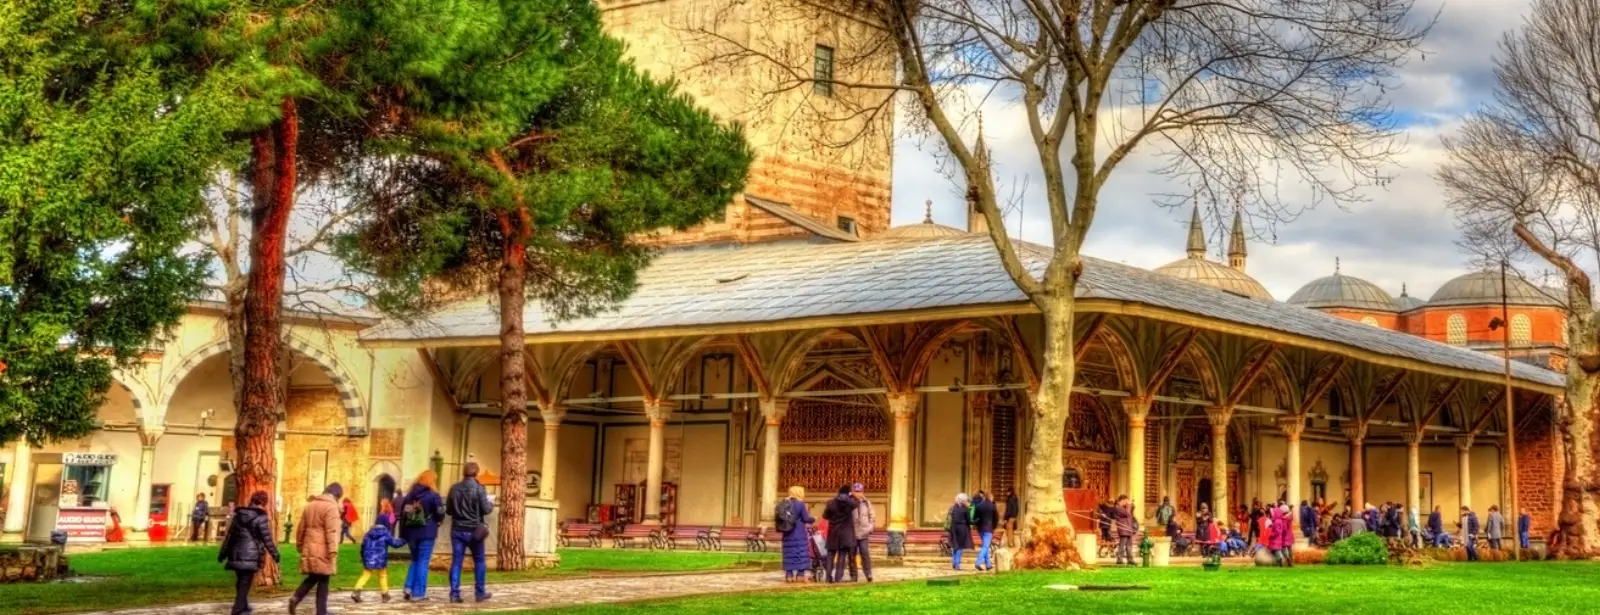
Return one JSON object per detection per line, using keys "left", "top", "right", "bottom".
{"left": 404, "top": 538, "right": 435, "bottom": 599}
{"left": 951, "top": 548, "right": 963, "bottom": 569}
{"left": 1520, "top": 532, "right": 1530, "bottom": 550}
{"left": 450, "top": 529, "right": 487, "bottom": 598}
{"left": 1465, "top": 536, "right": 1479, "bottom": 561}
{"left": 977, "top": 532, "right": 994, "bottom": 568}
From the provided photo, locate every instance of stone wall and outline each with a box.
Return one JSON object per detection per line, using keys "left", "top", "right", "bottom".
{"left": 1515, "top": 406, "right": 1561, "bottom": 537}
{"left": 0, "top": 545, "right": 66, "bottom": 583}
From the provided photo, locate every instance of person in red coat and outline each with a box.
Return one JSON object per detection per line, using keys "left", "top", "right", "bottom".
{"left": 1269, "top": 503, "right": 1294, "bottom": 567}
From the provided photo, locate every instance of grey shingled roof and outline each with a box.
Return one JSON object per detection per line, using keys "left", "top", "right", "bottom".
{"left": 361, "top": 234, "right": 1562, "bottom": 388}
{"left": 744, "top": 195, "right": 861, "bottom": 242}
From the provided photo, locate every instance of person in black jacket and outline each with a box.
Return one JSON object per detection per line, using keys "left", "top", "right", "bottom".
{"left": 445, "top": 462, "right": 495, "bottom": 603}
{"left": 218, "top": 491, "right": 281, "bottom": 615}
{"left": 972, "top": 491, "right": 999, "bottom": 571}
{"left": 821, "top": 485, "right": 857, "bottom": 583}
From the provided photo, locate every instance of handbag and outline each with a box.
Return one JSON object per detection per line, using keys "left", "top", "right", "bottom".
{"left": 472, "top": 525, "right": 490, "bottom": 542}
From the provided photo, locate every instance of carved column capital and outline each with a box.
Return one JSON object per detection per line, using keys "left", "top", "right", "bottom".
{"left": 643, "top": 398, "right": 675, "bottom": 423}
{"left": 759, "top": 397, "right": 790, "bottom": 424}
{"left": 1121, "top": 397, "right": 1152, "bottom": 428}
{"left": 1401, "top": 429, "right": 1424, "bottom": 446}
{"left": 886, "top": 391, "right": 920, "bottom": 421}
{"left": 1205, "top": 405, "right": 1233, "bottom": 432}
{"left": 137, "top": 427, "right": 164, "bottom": 448}
{"left": 1454, "top": 434, "right": 1476, "bottom": 451}
{"left": 1341, "top": 420, "right": 1369, "bottom": 444}
{"left": 1275, "top": 415, "right": 1306, "bottom": 440}
{"left": 539, "top": 404, "right": 567, "bottom": 427}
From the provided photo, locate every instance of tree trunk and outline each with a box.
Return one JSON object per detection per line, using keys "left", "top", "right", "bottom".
{"left": 495, "top": 209, "right": 530, "bottom": 571}
{"left": 238, "top": 98, "right": 299, "bottom": 587}
{"left": 1557, "top": 306, "right": 1600, "bottom": 559}
{"left": 1022, "top": 276, "right": 1077, "bottom": 540}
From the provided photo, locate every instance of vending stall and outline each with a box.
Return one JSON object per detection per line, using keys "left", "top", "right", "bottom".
{"left": 23, "top": 452, "right": 117, "bottom": 544}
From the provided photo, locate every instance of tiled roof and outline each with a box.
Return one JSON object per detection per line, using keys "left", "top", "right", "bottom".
{"left": 361, "top": 234, "right": 1563, "bottom": 388}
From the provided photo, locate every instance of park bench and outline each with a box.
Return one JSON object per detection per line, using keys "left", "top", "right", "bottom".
{"left": 559, "top": 521, "right": 604, "bottom": 548}
{"left": 611, "top": 524, "right": 658, "bottom": 549}
{"left": 659, "top": 525, "right": 716, "bottom": 551}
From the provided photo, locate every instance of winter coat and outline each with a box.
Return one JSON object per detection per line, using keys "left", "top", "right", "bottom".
{"left": 1005, "top": 494, "right": 1020, "bottom": 521}
{"left": 342, "top": 500, "right": 359, "bottom": 524}
{"left": 445, "top": 477, "right": 495, "bottom": 531}
{"left": 779, "top": 498, "right": 815, "bottom": 572}
{"left": 1097, "top": 503, "right": 1115, "bottom": 540}
{"left": 1155, "top": 502, "right": 1175, "bottom": 526}
{"left": 1254, "top": 515, "right": 1270, "bottom": 542}
{"left": 1113, "top": 505, "right": 1137, "bottom": 539}
{"left": 360, "top": 524, "right": 407, "bottom": 570}
{"left": 1464, "top": 512, "right": 1481, "bottom": 538}
{"left": 973, "top": 498, "right": 1000, "bottom": 534}
{"left": 1269, "top": 508, "right": 1293, "bottom": 550}
{"left": 218, "top": 506, "right": 279, "bottom": 572}
{"left": 948, "top": 504, "right": 974, "bottom": 551}
{"left": 1299, "top": 505, "right": 1317, "bottom": 539}
{"left": 399, "top": 484, "right": 446, "bottom": 543}
{"left": 191, "top": 501, "right": 210, "bottom": 523}
{"left": 296, "top": 494, "right": 342, "bottom": 576}
{"left": 1428, "top": 510, "right": 1444, "bottom": 535}
{"left": 1487, "top": 511, "right": 1505, "bottom": 540}
{"left": 852, "top": 496, "right": 876, "bottom": 540}
{"left": 822, "top": 494, "right": 858, "bottom": 552}
{"left": 1195, "top": 513, "right": 1214, "bottom": 543}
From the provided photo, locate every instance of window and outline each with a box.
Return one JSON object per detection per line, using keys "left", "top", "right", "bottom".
{"left": 1446, "top": 313, "right": 1467, "bottom": 346}
{"left": 1360, "top": 316, "right": 1380, "bottom": 327}
{"left": 813, "top": 45, "right": 835, "bottom": 97}
{"left": 1511, "top": 314, "right": 1532, "bottom": 347}
{"left": 836, "top": 216, "right": 857, "bottom": 236}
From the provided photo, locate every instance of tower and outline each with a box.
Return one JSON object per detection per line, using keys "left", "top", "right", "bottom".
{"left": 1228, "top": 209, "right": 1248, "bottom": 272}
{"left": 599, "top": 0, "right": 897, "bottom": 245}
{"left": 1186, "top": 204, "right": 1207, "bottom": 259}
{"left": 967, "top": 116, "right": 991, "bottom": 235}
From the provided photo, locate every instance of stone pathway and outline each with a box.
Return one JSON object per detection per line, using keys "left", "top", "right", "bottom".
{"left": 77, "top": 567, "right": 962, "bottom": 615}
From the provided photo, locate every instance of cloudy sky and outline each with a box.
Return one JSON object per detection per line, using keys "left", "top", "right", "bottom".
{"left": 886, "top": 0, "right": 1541, "bottom": 302}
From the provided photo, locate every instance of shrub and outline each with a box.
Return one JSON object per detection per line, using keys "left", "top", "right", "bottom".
{"left": 1014, "top": 518, "right": 1086, "bottom": 570}
{"left": 1292, "top": 548, "right": 1327, "bottom": 565}
{"left": 1325, "top": 533, "right": 1390, "bottom": 565}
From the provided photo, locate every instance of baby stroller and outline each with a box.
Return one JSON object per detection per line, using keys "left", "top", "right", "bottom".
{"left": 808, "top": 526, "right": 829, "bottom": 583}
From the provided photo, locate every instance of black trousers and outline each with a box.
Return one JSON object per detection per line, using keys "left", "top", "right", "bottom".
{"left": 231, "top": 570, "right": 255, "bottom": 615}
{"left": 850, "top": 538, "right": 873, "bottom": 580}
{"left": 293, "top": 574, "right": 331, "bottom": 615}
{"left": 828, "top": 545, "right": 852, "bottom": 582}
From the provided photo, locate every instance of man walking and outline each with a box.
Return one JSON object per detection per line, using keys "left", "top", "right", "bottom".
{"left": 1113, "top": 495, "right": 1137, "bottom": 566}
{"left": 289, "top": 484, "right": 343, "bottom": 615}
{"left": 973, "top": 490, "right": 999, "bottom": 571}
{"left": 446, "top": 462, "right": 495, "bottom": 603}
{"left": 1460, "top": 505, "right": 1480, "bottom": 562}
{"left": 1518, "top": 507, "right": 1532, "bottom": 550}
{"left": 849, "top": 484, "right": 875, "bottom": 582}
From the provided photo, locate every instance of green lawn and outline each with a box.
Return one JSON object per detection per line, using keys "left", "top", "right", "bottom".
{"left": 1, "top": 546, "right": 774, "bottom": 615}
{"left": 537, "top": 562, "right": 1600, "bottom": 615}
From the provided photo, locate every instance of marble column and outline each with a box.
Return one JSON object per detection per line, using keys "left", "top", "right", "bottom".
{"left": 758, "top": 398, "right": 789, "bottom": 525}
{"left": 886, "top": 391, "right": 919, "bottom": 555}
{"left": 1455, "top": 434, "right": 1474, "bottom": 511}
{"left": 1205, "top": 406, "right": 1233, "bottom": 519}
{"left": 133, "top": 428, "right": 164, "bottom": 531}
{"left": 1277, "top": 416, "right": 1304, "bottom": 543}
{"left": 1343, "top": 421, "right": 1369, "bottom": 510}
{"left": 1404, "top": 430, "right": 1423, "bottom": 520}
{"left": 537, "top": 406, "right": 565, "bottom": 501}
{"left": 642, "top": 399, "right": 673, "bottom": 525}
{"left": 3, "top": 440, "right": 31, "bottom": 533}
{"left": 1122, "top": 398, "right": 1151, "bottom": 519}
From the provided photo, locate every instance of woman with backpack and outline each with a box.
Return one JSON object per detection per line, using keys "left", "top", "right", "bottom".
{"left": 777, "top": 485, "right": 815, "bottom": 583}
{"left": 399, "top": 470, "right": 446, "bottom": 601}
{"left": 218, "top": 491, "right": 280, "bottom": 615}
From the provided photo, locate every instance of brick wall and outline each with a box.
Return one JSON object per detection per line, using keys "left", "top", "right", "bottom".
{"left": 645, "top": 156, "right": 891, "bottom": 247}
{"left": 1401, "top": 305, "right": 1565, "bottom": 348}
{"left": 1515, "top": 405, "right": 1561, "bottom": 537}
{"left": 1321, "top": 309, "right": 1399, "bottom": 329}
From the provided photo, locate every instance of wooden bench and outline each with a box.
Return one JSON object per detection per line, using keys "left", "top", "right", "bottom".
{"left": 611, "top": 524, "right": 658, "bottom": 549}
{"left": 559, "top": 521, "right": 604, "bottom": 548}
{"left": 658, "top": 525, "right": 716, "bottom": 551}
{"left": 730, "top": 526, "right": 768, "bottom": 552}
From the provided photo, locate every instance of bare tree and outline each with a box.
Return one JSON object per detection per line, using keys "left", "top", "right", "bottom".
{"left": 1438, "top": 0, "right": 1600, "bottom": 560}
{"left": 684, "top": 0, "right": 1426, "bottom": 536}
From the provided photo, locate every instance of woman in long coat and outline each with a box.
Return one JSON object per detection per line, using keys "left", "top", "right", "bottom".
{"left": 821, "top": 485, "right": 858, "bottom": 583}
{"left": 219, "top": 491, "right": 280, "bottom": 615}
{"left": 779, "top": 486, "right": 815, "bottom": 582}
{"left": 948, "top": 493, "right": 974, "bottom": 570}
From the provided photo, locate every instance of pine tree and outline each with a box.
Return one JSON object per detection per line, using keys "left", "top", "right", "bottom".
{"left": 0, "top": 0, "right": 245, "bottom": 446}
{"left": 337, "top": 0, "right": 752, "bottom": 569}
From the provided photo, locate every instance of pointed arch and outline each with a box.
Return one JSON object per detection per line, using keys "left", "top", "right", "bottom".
{"left": 158, "top": 335, "right": 368, "bottom": 432}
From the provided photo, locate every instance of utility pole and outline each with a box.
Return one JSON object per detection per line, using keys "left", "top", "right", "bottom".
{"left": 1498, "top": 259, "right": 1521, "bottom": 561}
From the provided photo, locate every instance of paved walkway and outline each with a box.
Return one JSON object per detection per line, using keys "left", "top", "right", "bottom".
{"left": 77, "top": 567, "right": 961, "bottom": 615}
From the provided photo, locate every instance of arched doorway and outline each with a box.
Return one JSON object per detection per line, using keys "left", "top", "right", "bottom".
{"left": 373, "top": 474, "right": 397, "bottom": 520}
{"left": 1197, "top": 478, "right": 1214, "bottom": 512}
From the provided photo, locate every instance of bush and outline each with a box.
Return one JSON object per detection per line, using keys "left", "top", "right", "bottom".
{"left": 1325, "top": 533, "right": 1390, "bottom": 565}
{"left": 1292, "top": 548, "right": 1327, "bottom": 565}
{"left": 1014, "top": 518, "right": 1086, "bottom": 570}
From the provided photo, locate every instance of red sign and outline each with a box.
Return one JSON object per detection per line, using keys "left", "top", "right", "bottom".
{"left": 56, "top": 508, "right": 109, "bottom": 541}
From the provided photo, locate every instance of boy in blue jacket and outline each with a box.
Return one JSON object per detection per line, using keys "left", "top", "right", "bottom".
{"left": 353, "top": 521, "right": 407, "bottom": 603}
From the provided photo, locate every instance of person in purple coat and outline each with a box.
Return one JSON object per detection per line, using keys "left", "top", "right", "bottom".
{"left": 778, "top": 486, "right": 816, "bottom": 582}
{"left": 1270, "top": 503, "right": 1294, "bottom": 567}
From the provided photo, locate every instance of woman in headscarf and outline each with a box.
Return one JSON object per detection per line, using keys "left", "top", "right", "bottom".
{"left": 947, "top": 493, "right": 974, "bottom": 570}
{"left": 778, "top": 486, "right": 815, "bottom": 582}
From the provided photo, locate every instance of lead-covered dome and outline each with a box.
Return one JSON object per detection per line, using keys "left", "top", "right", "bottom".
{"left": 1428, "top": 271, "right": 1562, "bottom": 307}
{"left": 874, "top": 201, "right": 970, "bottom": 240}
{"left": 1287, "top": 273, "right": 1399, "bottom": 311}
{"left": 1154, "top": 257, "right": 1275, "bottom": 300}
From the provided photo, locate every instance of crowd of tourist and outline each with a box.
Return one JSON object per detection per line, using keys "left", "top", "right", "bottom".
{"left": 214, "top": 464, "right": 498, "bottom": 615}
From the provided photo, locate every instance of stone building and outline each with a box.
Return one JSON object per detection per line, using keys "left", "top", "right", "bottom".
{"left": 0, "top": 2, "right": 1571, "bottom": 549}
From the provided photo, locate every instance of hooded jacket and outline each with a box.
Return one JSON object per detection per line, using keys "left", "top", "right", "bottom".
{"left": 218, "top": 506, "right": 280, "bottom": 572}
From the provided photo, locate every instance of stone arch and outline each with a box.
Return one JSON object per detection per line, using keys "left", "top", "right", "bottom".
{"left": 158, "top": 335, "right": 367, "bottom": 431}
{"left": 110, "top": 371, "right": 156, "bottom": 424}
{"left": 766, "top": 328, "right": 847, "bottom": 396}
{"left": 1084, "top": 326, "right": 1140, "bottom": 394}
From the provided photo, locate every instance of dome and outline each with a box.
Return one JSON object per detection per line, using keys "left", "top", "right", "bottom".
{"left": 1287, "top": 273, "right": 1399, "bottom": 312}
{"left": 874, "top": 201, "right": 971, "bottom": 240}
{"left": 1427, "top": 270, "right": 1563, "bottom": 307}
{"left": 1154, "top": 257, "right": 1275, "bottom": 300}
{"left": 1394, "top": 284, "right": 1424, "bottom": 311}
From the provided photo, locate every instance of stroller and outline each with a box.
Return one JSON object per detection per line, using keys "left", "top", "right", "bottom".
{"left": 808, "top": 525, "right": 830, "bottom": 582}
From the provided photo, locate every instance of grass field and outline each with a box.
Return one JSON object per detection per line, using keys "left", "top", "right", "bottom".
{"left": 534, "top": 561, "right": 1600, "bottom": 615}
{"left": 0, "top": 546, "right": 775, "bottom": 615}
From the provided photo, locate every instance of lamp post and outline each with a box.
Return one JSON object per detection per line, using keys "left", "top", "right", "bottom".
{"left": 1489, "top": 259, "right": 1521, "bottom": 561}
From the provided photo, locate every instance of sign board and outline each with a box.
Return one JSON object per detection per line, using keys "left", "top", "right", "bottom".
{"left": 56, "top": 507, "right": 109, "bottom": 542}
{"left": 58, "top": 480, "right": 81, "bottom": 509}
{"left": 63, "top": 453, "right": 118, "bottom": 466}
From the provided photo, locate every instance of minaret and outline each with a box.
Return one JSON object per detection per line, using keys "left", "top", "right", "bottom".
{"left": 1186, "top": 204, "right": 1206, "bottom": 259}
{"left": 1228, "top": 209, "right": 1248, "bottom": 272}
{"left": 967, "top": 115, "right": 991, "bottom": 234}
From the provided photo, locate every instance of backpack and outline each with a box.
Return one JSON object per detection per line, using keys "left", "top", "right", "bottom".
{"left": 402, "top": 499, "right": 427, "bottom": 529}
{"left": 775, "top": 500, "right": 797, "bottom": 533}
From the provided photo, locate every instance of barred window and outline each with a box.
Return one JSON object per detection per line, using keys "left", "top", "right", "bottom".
{"left": 813, "top": 45, "right": 835, "bottom": 97}
{"left": 1511, "top": 314, "right": 1532, "bottom": 347}
{"left": 1446, "top": 313, "right": 1467, "bottom": 346}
